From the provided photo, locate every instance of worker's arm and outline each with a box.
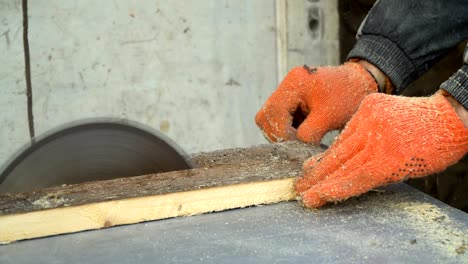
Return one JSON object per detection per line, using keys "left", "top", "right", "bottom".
{"left": 446, "top": 92, "right": 468, "bottom": 127}
{"left": 348, "top": 0, "right": 468, "bottom": 94}
{"left": 349, "top": 0, "right": 468, "bottom": 125}
{"left": 258, "top": 0, "right": 468, "bottom": 208}
{"left": 295, "top": 90, "right": 468, "bottom": 208}
{"left": 257, "top": 0, "right": 467, "bottom": 145}
{"left": 297, "top": 41, "right": 468, "bottom": 208}
{"left": 296, "top": 45, "right": 468, "bottom": 208}
{"left": 441, "top": 45, "right": 468, "bottom": 115}
{"left": 255, "top": 63, "right": 378, "bottom": 144}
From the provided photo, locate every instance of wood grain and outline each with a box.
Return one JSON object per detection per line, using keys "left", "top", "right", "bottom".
{"left": 0, "top": 142, "right": 321, "bottom": 243}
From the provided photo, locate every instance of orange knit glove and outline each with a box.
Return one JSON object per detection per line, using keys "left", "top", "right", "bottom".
{"left": 295, "top": 91, "right": 468, "bottom": 208}
{"left": 255, "top": 62, "right": 378, "bottom": 144}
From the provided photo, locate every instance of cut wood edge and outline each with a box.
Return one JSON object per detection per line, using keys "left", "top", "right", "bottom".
{"left": 0, "top": 177, "right": 296, "bottom": 244}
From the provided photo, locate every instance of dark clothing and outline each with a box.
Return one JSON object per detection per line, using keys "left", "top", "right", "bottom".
{"left": 347, "top": 0, "right": 468, "bottom": 109}
{"left": 440, "top": 49, "right": 468, "bottom": 109}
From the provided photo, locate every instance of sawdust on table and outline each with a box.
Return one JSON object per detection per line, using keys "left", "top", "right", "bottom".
{"left": 394, "top": 201, "right": 467, "bottom": 256}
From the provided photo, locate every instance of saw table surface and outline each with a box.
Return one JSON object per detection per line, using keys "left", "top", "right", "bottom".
{"left": 1, "top": 183, "right": 467, "bottom": 263}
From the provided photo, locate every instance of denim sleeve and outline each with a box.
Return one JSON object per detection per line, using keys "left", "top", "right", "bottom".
{"left": 346, "top": 0, "right": 468, "bottom": 94}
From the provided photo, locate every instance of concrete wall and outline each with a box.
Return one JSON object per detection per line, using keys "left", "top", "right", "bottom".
{"left": 0, "top": 1, "right": 30, "bottom": 166}
{"left": 0, "top": 0, "right": 338, "bottom": 166}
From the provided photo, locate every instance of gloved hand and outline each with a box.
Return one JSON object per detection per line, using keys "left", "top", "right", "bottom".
{"left": 255, "top": 62, "right": 378, "bottom": 144}
{"left": 295, "top": 91, "right": 468, "bottom": 208}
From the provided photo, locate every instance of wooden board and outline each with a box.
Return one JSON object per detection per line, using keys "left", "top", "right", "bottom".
{"left": 0, "top": 142, "right": 322, "bottom": 243}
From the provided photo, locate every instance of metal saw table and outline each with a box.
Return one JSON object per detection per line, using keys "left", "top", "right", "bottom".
{"left": 0, "top": 183, "right": 467, "bottom": 263}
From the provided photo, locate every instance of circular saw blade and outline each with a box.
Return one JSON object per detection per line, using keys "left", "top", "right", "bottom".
{"left": 0, "top": 119, "right": 193, "bottom": 194}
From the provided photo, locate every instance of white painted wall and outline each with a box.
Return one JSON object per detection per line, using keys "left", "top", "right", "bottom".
{"left": 1, "top": 0, "right": 338, "bottom": 166}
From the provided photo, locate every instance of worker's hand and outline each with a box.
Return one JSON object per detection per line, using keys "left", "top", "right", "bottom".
{"left": 255, "top": 62, "right": 378, "bottom": 144}
{"left": 295, "top": 91, "right": 468, "bottom": 208}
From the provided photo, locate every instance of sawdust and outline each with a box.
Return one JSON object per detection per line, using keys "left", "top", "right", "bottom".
{"left": 191, "top": 142, "right": 320, "bottom": 168}
{"left": 31, "top": 195, "right": 69, "bottom": 209}
{"left": 394, "top": 201, "right": 468, "bottom": 256}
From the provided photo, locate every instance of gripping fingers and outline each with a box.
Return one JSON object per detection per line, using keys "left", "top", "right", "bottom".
{"left": 300, "top": 190, "right": 326, "bottom": 208}
{"left": 295, "top": 131, "right": 364, "bottom": 194}
{"left": 255, "top": 109, "right": 276, "bottom": 142}
{"left": 255, "top": 97, "right": 300, "bottom": 142}
{"left": 296, "top": 114, "right": 333, "bottom": 144}
{"left": 302, "top": 153, "right": 325, "bottom": 173}
{"left": 300, "top": 149, "right": 377, "bottom": 208}
{"left": 300, "top": 167, "right": 373, "bottom": 208}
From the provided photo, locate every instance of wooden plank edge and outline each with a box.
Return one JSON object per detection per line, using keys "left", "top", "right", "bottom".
{"left": 0, "top": 177, "right": 296, "bottom": 244}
